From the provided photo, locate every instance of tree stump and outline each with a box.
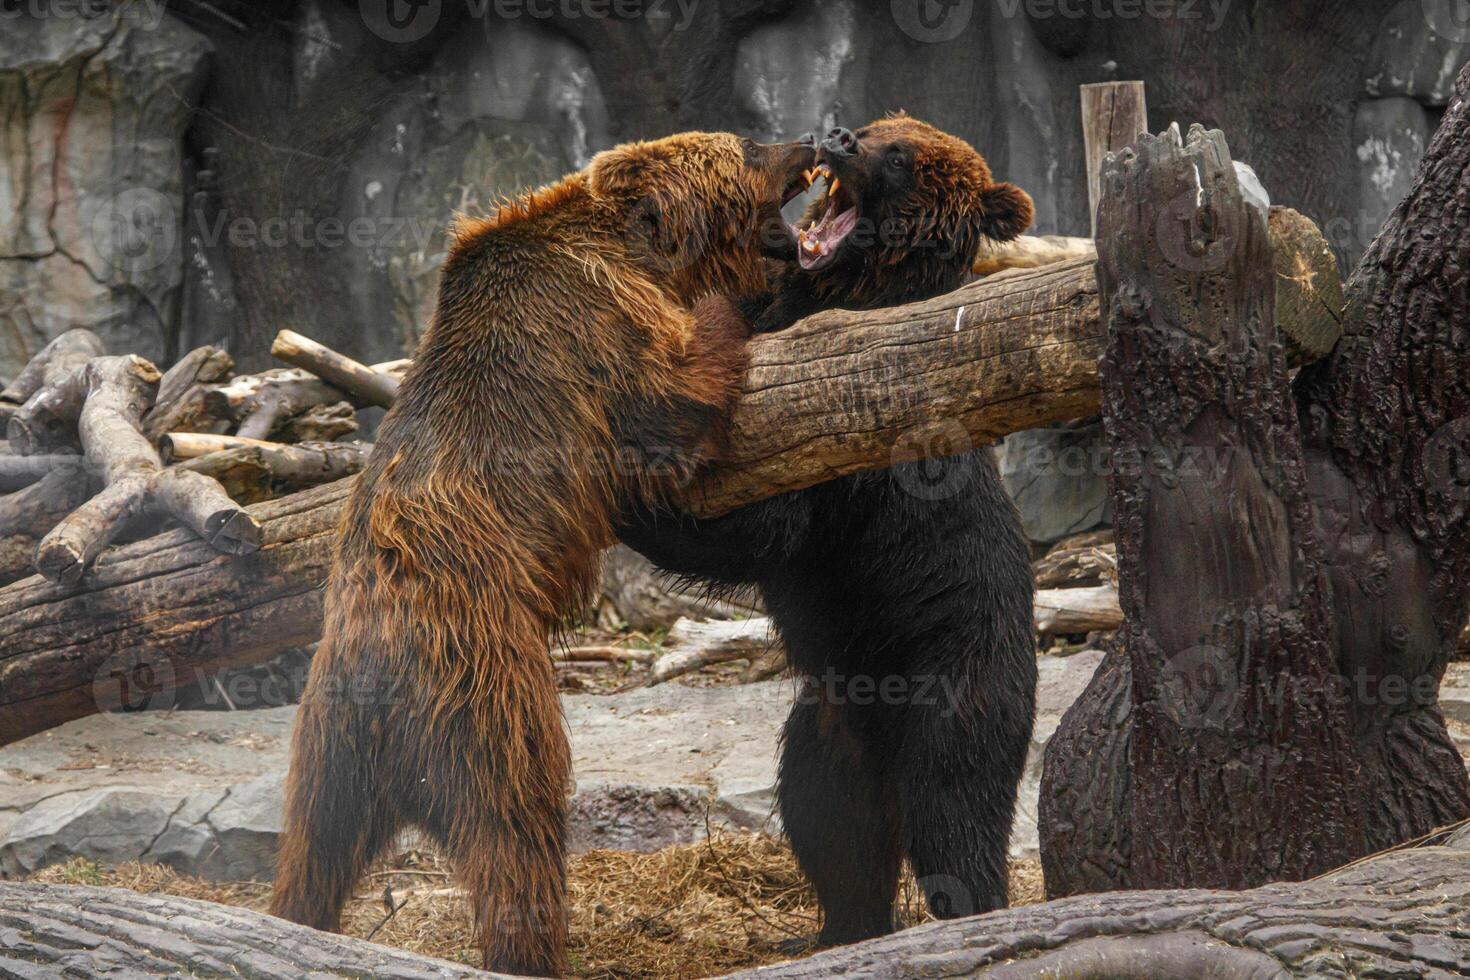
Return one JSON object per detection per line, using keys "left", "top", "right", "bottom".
{"left": 1040, "top": 64, "right": 1470, "bottom": 897}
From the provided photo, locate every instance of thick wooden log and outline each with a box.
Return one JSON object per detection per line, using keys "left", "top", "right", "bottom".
{"left": 4, "top": 837, "right": 1469, "bottom": 978}
{"left": 0, "top": 226, "right": 1329, "bottom": 746}
{"left": 1034, "top": 585, "right": 1121, "bottom": 637}
{"left": 735, "top": 842, "right": 1470, "bottom": 978}
{"left": 648, "top": 616, "right": 776, "bottom": 684}
{"left": 691, "top": 258, "right": 1103, "bottom": 513}
{"left": 0, "top": 329, "right": 106, "bottom": 412}
{"left": 271, "top": 329, "right": 400, "bottom": 408}
{"left": 179, "top": 441, "right": 371, "bottom": 502}
{"left": 0, "top": 481, "right": 345, "bottom": 745}
{"left": 0, "top": 882, "right": 493, "bottom": 979}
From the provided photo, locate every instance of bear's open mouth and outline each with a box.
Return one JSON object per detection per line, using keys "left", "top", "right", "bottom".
{"left": 794, "top": 163, "right": 858, "bottom": 271}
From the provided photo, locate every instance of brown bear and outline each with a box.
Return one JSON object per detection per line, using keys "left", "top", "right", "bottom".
{"left": 619, "top": 114, "right": 1038, "bottom": 947}
{"left": 269, "top": 131, "right": 814, "bottom": 977}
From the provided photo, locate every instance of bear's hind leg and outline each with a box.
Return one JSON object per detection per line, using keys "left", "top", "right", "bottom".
{"left": 898, "top": 684, "right": 1032, "bottom": 921}
{"left": 778, "top": 697, "right": 902, "bottom": 947}
{"left": 271, "top": 675, "right": 401, "bottom": 932}
{"left": 416, "top": 694, "right": 571, "bottom": 977}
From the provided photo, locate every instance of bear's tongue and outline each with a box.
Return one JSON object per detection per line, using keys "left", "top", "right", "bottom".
{"left": 797, "top": 199, "right": 859, "bottom": 270}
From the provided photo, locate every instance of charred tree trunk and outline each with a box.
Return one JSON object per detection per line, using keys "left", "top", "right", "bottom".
{"left": 1294, "top": 65, "right": 1470, "bottom": 850}
{"left": 1041, "top": 68, "right": 1470, "bottom": 896}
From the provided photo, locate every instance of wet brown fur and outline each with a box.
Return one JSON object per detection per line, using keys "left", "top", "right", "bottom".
{"left": 270, "top": 132, "right": 807, "bottom": 977}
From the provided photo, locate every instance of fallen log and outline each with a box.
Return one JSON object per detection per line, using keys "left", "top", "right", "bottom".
{"left": 1034, "top": 584, "right": 1122, "bottom": 637}
{"left": 648, "top": 616, "right": 776, "bottom": 684}
{"left": 271, "top": 329, "right": 400, "bottom": 408}
{"left": 179, "top": 441, "right": 371, "bottom": 502}
{"left": 0, "top": 329, "right": 105, "bottom": 413}
{"left": 0, "top": 481, "right": 345, "bottom": 744}
{"left": 140, "top": 344, "right": 235, "bottom": 442}
{"left": 1033, "top": 538, "right": 1116, "bottom": 590}
{"left": 207, "top": 368, "right": 344, "bottom": 441}
{"left": 734, "top": 841, "right": 1470, "bottom": 978}
{"left": 0, "top": 454, "right": 80, "bottom": 493}
{"left": 0, "top": 221, "right": 1330, "bottom": 745}
{"left": 160, "top": 431, "right": 285, "bottom": 461}
{"left": 0, "top": 882, "right": 490, "bottom": 979}
{"left": 4, "top": 835, "right": 1469, "bottom": 978}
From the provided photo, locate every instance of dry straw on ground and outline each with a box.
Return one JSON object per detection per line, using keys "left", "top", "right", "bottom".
{"left": 30, "top": 831, "right": 1045, "bottom": 978}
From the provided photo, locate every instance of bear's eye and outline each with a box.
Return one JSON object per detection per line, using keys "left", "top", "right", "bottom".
{"left": 887, "top": 152, "right": 907, "bottom": 170}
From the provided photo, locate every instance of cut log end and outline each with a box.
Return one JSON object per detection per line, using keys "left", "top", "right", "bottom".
{"left": 206, "top": 508, "right": 264, "bottom": 554}
{"left": 34, "top": 541, "right": 86, "bottom": 588}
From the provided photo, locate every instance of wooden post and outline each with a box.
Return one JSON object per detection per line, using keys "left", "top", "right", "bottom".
{"left": 1081, "top": 81, "right": 1148, "bottom": 238}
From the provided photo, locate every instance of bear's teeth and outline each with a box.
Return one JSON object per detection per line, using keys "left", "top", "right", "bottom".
{"left": 827, "top": 178, "right": 841, "bottom": 200}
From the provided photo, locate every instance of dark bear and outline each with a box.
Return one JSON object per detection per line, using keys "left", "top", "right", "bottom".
{"left": 618, "top": 114, "right": 1038, "bottom": 946}
{"left": 270, "top": 131, "right": 814, "bottom": 976}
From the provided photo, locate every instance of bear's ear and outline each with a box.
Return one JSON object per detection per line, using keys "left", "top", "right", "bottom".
{"left": 979, "top": 182, "right": 1035, "bottom": 242}
{"left": 589, "top": 143, "right": 662, "bottom": 198}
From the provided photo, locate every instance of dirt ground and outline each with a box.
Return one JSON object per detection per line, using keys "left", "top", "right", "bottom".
{"left": 29, "top": 832, "right": 1046, "bottom": 978}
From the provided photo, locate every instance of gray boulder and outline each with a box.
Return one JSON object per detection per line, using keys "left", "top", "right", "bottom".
{"left": 1367, "top": 1, "right": 1470, "bottom": 105}
{"left": 999, "top": 423, "right": 1112, "bottom": 547}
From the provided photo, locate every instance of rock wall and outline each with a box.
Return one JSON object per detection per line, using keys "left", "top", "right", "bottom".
{"left": 0, "top": 6, "right": 208, "bottom": 375}
{"left": 0, "top": 0, "right": 1458, "bottom": 541}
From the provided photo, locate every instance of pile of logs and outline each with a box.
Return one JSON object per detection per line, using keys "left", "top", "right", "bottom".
{"left": 0, "top": 329, "right": 403, "bottom": 588}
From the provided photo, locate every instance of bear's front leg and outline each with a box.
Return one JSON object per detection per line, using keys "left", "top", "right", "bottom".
{"left": 613, "top": 294, "right": 751, "bottom": 496}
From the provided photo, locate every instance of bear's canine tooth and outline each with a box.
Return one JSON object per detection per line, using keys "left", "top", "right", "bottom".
{"left": 827, "top": 177, "right": 841, "bottom": 200}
